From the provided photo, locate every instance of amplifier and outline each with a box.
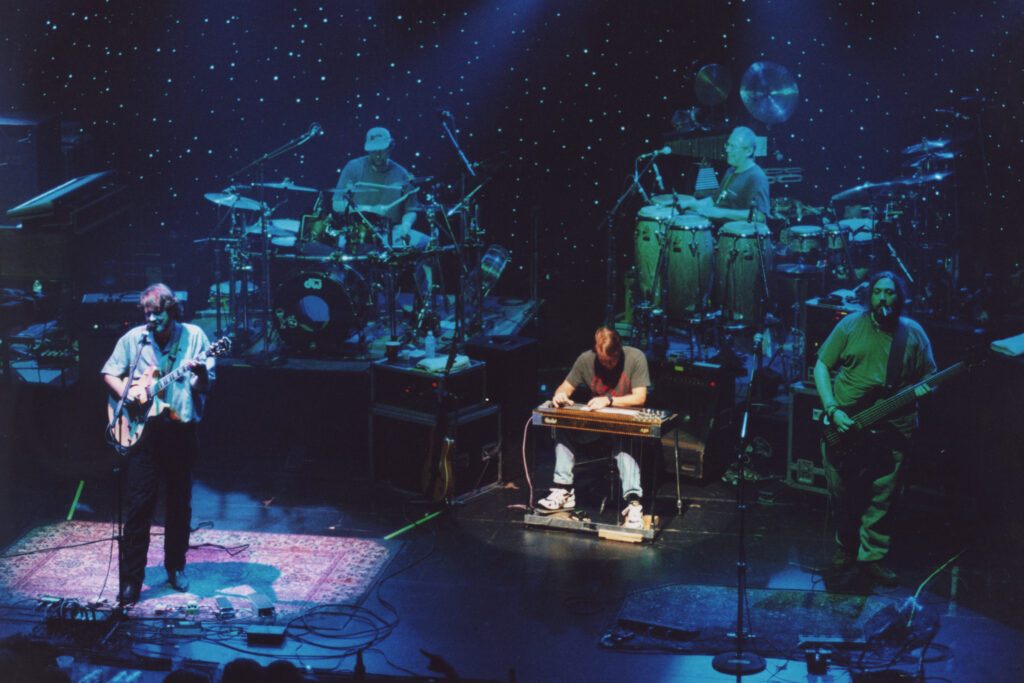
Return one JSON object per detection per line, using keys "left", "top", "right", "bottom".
{"left": 370, "top": 358, "right": 486, "bottom": 413}
{"left": 803, "top": 297, "right": 860, "bottom": 379}
{"left": 649, "top": 358, "right": 737, "bottom": 480}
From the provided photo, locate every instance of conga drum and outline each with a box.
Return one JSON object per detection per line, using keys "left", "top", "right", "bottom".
{"left": 714, "top": 221, "right": 773, "bottom": 325}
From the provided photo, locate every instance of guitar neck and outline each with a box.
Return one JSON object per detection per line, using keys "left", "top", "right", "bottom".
{"left": 853, "top": 362, "right": 964, "bottom": 428}
{"left": 151, "top": 353, "right": 205, "bottom": 396}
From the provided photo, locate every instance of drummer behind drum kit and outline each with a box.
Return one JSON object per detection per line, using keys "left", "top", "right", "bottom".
{"left": 201, "top": 178, "right": 509, "bottom": 355}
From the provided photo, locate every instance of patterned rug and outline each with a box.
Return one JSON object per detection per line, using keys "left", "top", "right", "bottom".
{"left": 0, "top": 521, "right": 392, "bottom": 619}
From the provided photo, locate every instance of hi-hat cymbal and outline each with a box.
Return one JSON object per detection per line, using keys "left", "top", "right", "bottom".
{"left": 902, "top": 150, "right": 957, "bottom": 168}
{"left": 740, "top": 61, "right": 799, "bottom": 124}
{"left": 901, "top": 138, "right": 949, "bottom": 155}
{"left": 204, "top": 192, "right": 265, "bottom": 212}
{"left": 694, "top": 64, "right": 732, "bottom": 106}
{"left": 253, "top": 180, "right": 318, "bottom": 192}
{"left": 244, "top": 218, "right": 300, "bottom": 237}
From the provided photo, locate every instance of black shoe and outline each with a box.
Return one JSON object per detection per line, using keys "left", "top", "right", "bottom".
{"left": 860, "top": 560, "right": 898, "bottom": 587}
{"left": 831, "top": 547, "right": 856, "bottom": 572}
{"left": 167, "top": 567, "right": 190, "bottom": 592}
{"left": 118, "top": 582, "right": 140, "bottom": 606}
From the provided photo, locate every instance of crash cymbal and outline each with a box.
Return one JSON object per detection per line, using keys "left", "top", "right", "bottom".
{"left": 204, "top": 192, "right": 265, "bottom": 212}
{"left": 740, "top": 61, "right": 799, "bottom": 124}
{"left": 901, "top": 138, "right": 949, "bottom": 155}
{"left": 253, "top": 180, "right": 318, "bottom": 192}
{"left": 902, "top": 150, "right": 957, "bottom": 168}
{"left": 694, "top": 64, "right": 732, "bottom": 106}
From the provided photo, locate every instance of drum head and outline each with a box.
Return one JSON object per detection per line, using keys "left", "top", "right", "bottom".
{"left": 637, "top": 205, "right": 678, "bottom": 221}
{"left": 274, "top": 268, "right": 369, "bottom": 351}
{"left": 668, "top": 213, "right": 711, "bottom": 230}
{"left": 721, "top": 220, "right": 770, "bottom": 237}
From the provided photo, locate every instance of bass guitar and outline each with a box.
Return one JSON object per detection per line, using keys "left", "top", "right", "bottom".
{"left": 106, "top": 336, "right": 231, "bottom": 451}
{"left": 821, "top": 359, "right": 971, "bottom": 447}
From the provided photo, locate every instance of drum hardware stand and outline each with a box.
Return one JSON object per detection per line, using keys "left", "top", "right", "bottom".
{"left": 226, "top": 124, "right": 320, "bottom": 362}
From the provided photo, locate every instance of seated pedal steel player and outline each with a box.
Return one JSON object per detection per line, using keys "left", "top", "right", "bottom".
{"left": 538, "top": 327, "right": 651, "bottom": 529}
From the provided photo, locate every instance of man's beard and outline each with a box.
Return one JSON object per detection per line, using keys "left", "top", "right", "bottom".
{"left": 872, "top": 302, "right": 899, "bottom": 329}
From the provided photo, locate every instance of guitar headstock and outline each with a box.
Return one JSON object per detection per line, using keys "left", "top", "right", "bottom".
{"left": 208, "top": 336, "right": 232, "bottom": 358}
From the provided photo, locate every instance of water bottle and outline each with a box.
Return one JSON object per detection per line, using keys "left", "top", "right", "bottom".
{"left": 424, "top": 331, "right": 436, "bottom": 359}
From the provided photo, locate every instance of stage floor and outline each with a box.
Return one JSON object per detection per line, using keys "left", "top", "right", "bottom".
{"left": 0, "top": 434, "right": 1020, "bottom": 682}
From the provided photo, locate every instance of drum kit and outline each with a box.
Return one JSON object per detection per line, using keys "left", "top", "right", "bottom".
{"left": 199, "top": 177, "right": 506, "bottom": 356}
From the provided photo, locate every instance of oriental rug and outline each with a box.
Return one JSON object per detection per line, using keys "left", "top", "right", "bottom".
{"left": 0, "top": 521, "right": 391, "bottom": 619}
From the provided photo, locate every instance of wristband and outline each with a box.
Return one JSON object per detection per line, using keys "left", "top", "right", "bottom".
{"left": 826, "top": 404, "right": 839, "bottom": 418}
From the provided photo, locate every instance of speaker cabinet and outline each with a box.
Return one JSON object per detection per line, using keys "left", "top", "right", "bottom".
{"left": 370, "top": 402, "right": 501, "bottom": 497}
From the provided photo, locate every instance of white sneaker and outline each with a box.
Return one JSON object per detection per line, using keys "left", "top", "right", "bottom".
{"left": 537, "top": 487, "right": 575, "bottom": 512}
{"left": 622, "top": 500, "right": 644, "bottom": 529}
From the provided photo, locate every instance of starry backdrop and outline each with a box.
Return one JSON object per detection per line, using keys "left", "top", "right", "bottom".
{"left": 2, "top": 0, "right": 1022, "bottom": 358}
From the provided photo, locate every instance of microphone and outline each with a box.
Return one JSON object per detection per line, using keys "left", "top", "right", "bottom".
{"left": 637, "top": 146, "right": 672, "bottom": 160}
{"left": 434, "top": 108, "right": 454, "bottom": 121}
{"left": 308, "top": 122, "right": 324, "bottom": 136}
{"left": 651, "top": 161, "right": 665, "bottom": 192}
{"left": 748, "top": 202, "right": 756, "bottom": 223}
{"left": 935, "top": 108, "right": 969, "bottom": 120}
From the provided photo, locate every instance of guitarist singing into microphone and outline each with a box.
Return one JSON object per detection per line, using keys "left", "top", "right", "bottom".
{"left": 102, "top": 284, "right": 216, "bottom": 606}
{"left": 813, "top": 271, "right": 936, "bottom": 587}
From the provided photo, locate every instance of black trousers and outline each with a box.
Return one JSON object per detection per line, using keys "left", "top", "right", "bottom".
{"left": 119, "top": 421, "right": 197, "bottom": 588}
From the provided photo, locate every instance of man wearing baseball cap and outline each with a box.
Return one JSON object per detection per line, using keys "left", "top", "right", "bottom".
{"left": 332, "top": 126, "right": 425, "bottom": 249}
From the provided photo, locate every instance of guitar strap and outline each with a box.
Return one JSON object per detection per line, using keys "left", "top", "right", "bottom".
{"left": 884, "top": 320, "right": 909, "bottom": 390}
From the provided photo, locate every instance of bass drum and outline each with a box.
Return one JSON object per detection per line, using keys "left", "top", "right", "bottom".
{"left": 273, "top": 266, "right": 372, "bottom": 352}
{"left": 714, "top": 221, "right": 773, "bottom": 326}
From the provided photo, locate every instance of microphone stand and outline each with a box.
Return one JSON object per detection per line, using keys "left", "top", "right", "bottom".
{"left": 711, "top": 333, "right": 766, "bottom": 677}
{"left": 601, "top": 156, "right": 661, "bottom": 330}
{"left": 437, "top": 113, "right": 482, "bottom": 342}
{"left": 105, "top": 332, "right": 150, "bottom": 604}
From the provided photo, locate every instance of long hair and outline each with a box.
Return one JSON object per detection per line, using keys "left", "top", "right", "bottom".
{"left": 866, "top": 270, "right": 908, "bottom": 317}
{"left": 139, "top": 283, "right": 182, "bottom": 321}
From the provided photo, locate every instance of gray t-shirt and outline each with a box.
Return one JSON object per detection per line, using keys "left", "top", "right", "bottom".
{"left": 102, "top": 322, "right": 215, "bottom": 423}
{"left": 717, "top": 163, "right": 770, "bottom": 217}
{"left": 334, "top": 156, "right": 420, "bottom": 225}
{"left": 564, "top": 346, "right": 651, "bottom": 398}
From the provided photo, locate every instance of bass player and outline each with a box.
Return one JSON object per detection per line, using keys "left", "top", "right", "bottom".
{"left": 813, "top": 271, "right": 936, "bottom": 586}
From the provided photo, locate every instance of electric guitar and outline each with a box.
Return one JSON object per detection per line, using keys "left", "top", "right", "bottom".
{"left": 106, "top": 336, "right": 231, "bottom": 451}
{"left": 820, "top": 359, "right": 971, "bottom": 447}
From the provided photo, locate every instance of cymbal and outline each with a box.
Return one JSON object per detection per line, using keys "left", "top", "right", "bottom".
{"left": 901, "top": 138, "right": 949, "bottom": 155}
{"left": 740, "top": 61, "right": 799, "bottom": 124}
{"left": 694, "top": 64, "right": 732, "bottom": 106}
{"left": 253, "top": 180, "right": 318, "bottom": 192}
{"left": 902, "top": 150, "right": 956, "bottom": 168}
{"left": 204, "top": 192, "right": 264, "bottom": 212}
{"left": 831, "top": 172, "right": 953, "bottom": 202}
{"left": 244, "top": 218, "right": 300, "bottom": 237}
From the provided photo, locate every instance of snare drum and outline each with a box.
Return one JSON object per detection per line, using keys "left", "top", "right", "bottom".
{"left": 273, "top": 266, "right": 372, "bottom": 352}
{"left": 714, "top": 221, "right": 773, "bottom": 325}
